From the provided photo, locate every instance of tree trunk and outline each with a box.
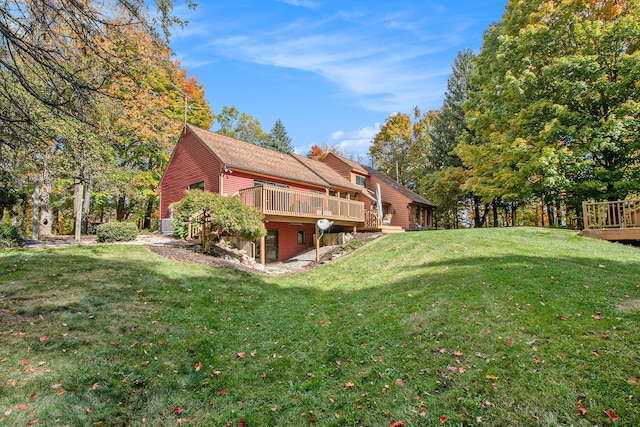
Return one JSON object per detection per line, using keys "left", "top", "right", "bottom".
{"left": 143, "top": 195, "right": 154, "bottom": 230}
{"left": 547, "top": 199, "right": 555, "bottom": 226}
{"left": 492, "top": 199, "right": 499, "bottom": 227}
{"left": 81, "top": 178, "right": 92, "bottom": 234}
{"left": 32, "top": 180, "right": 40, "bottom": 239}
{"left": 116, "top": 196, "right": 126, "bottom": 222}
{"left": 73, "top": 178, "right": 84, "bottom": 240}
{"left": 39, "top": 166, "right": 53, "bottom": 235}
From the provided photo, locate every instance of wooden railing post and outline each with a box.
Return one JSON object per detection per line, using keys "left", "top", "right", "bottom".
{"left": 582, "top": 202, "right": 589, "bottom": 230}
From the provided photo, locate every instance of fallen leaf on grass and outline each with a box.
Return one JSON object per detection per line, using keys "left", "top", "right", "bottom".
{"left": 591, "top": 314, "right": 605, "bottom": 320}
{"left": 605, "top": 410, "right": 618, "bottom": 421}
{"left": 56, "top": 389, "right": 66, "bottom": 396}
{"left": 17, "top": 404, "right": 28, "bottom": 411}
{"left": 237, "top": 352, "right": 245, "bottom": 359}
{"left": 220, "top": 390, "right": 227, "bottom": 396}
{"left": 194, "top": 362, "right": 202, "bottom": 372}
{"left": 345, "top": 382, "right": 355, "bottom": 389}
{"left": 485, "top": 374, "right": 499, "bottom": 379}
{"left": 250, "top": 350, "right": 257, "bottom": 357}
{"left": 440, "top": 415, "right": 447, "bottom": 423}
{"left": 575, "top": 402, "right": 587, "bottom": 416}
{"left": 390, "top": 421, "right": 406, "bottom": 427}
{"left": 91, "top": 383, "right": 100, "bottom": 390}
{"left": 51, "top": 382, "right": 62, "bottom": 389}
{"left": 38, "top": 336, "right": 47, "bottom": 342}
{"left": 628, "top": 378, "right": 637, "bottom": 384}
{"left": 27, "top": 418, "right": 38, "bottom": 425}
{"left": 173, "top": 406, "right": 183, "bottom": 415}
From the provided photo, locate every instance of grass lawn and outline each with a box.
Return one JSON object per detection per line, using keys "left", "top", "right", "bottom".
{"left": 1, "top": 227, "right": 639, "bottom": 426}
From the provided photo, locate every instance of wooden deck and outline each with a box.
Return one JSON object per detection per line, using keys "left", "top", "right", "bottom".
{"left": 581, "top": 200, "right": 640, "bottom": 241}
{"left": 186, "top": 187, "right": 406, "bottom": 243}
{"left": 237, "top": 186, "right": 365, "bottom": 226}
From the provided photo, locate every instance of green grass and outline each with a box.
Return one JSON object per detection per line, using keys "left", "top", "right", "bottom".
{"left": 1, "top": 228, "right": 639, "bottom": 426}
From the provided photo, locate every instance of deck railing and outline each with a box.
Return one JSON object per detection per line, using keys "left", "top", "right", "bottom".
{"left": 237, "top": 186, "right": 364, "bottom": 222}
{"left": 583, "top": 200, "right": 640, "bottom": 230}
{"left": 364, "top": 210, "right": 381, "bottom": 229}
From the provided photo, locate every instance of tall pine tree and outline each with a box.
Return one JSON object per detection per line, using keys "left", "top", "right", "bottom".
{"left": 264, "top": 119, "right": 294, "bottom": 153}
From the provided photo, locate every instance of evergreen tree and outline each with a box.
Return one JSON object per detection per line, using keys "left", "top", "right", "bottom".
{"left": 264, "top": 119, "right": 294, "bottom": 153}
{"left": 428, "top": 49, "right": 476, "bottom": 169}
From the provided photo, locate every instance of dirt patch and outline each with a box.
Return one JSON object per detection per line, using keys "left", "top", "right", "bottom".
{"left": 617, "top": 299, "right": 640, "bottom": 313}
{"left": 146, "top": 245, "right": 258, "bottom": 274}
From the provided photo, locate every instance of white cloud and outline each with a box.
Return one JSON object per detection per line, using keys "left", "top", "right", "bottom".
{"left": 294, "top": 124, "right": 379, "bottom": 159}
{"left": 330, "top": 124, "right": 380, "bottom": 159}
{"left": 277, "top": 0, "right": 320, "bottom": 8}
{"left": 209, "top": 28, "right": 455, "bottom": 112}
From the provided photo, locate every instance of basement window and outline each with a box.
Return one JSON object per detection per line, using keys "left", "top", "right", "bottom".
{"left": 297, "top": 231, "right": 306, "bottom": 244}
{"left": 188, "top": 181, "right": 204, "bottom": 191}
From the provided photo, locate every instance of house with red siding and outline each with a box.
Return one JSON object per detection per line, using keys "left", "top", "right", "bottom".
{"left": 159, "top": 125, "right": 433, "bottom": 264}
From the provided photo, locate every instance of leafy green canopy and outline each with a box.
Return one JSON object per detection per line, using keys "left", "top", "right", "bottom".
{"left": 457, "top": 0, "right": 640, "bottom": 204}
{"left": 171, "top": 190, "right": 266, "bottom": 241}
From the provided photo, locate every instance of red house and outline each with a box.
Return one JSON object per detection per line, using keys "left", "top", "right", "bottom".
{"left": 159, "top": 125, "right": 433, "bottom": 263}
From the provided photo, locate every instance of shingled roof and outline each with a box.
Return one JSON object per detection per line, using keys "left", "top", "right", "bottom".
{"left": 187, "top": 125, "right": 329, "bottom": 188}
{"left": 291, "top": 154, "right": 362, "bottom": 192}
{"left": 363, "top": 165, "right": 434, "bottom": 206}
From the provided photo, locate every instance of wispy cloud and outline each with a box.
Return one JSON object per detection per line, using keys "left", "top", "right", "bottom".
{"left": 209, "top": 23, "right": 456, "bottom": 112}
{"left": 330, "top": 124, "right": 380, "bottom": 159}
{"left": 276, "top": 0, "right": 320, "bottom": 9}
{"left": 173, "top": 2, "right": 486, "bottom": 113}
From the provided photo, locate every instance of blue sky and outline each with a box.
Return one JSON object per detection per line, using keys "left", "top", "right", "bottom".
{"left": 169, "top": 0, "right": 507, "bottom": 159}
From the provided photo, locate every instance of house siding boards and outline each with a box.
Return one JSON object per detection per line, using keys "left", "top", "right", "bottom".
{"left": 322, "top": 154, "right": 353, "bottom": 181}
{"left": 159, "top": 131, "right": 221, "bottom": 218}
{"left": 266, "top": 222, "right": 315, "bottom": 263}
{"left": 320, "top": 153, "right": 434, "bottom": 231}
{"left": 159, "top": 125, "right": 434, "bottom": 262}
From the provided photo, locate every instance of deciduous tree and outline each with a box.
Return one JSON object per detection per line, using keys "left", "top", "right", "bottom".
{"left": 457, "top": 0, "right": 640, "bottom": 220}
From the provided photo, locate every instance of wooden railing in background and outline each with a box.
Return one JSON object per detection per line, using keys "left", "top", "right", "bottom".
{"left": 364, "top": 210, "right": 381, "bottom": 229}
{"left": 583, "top": 200, "right": 640, "bottom": 230}
{"left": 237, "top": 186, "right": 364, "bottom": 222}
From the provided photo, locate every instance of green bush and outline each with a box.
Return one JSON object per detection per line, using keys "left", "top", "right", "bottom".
{"left": 171, "top": 190, "right": 266, "bottom": 241}
{"left": 96, "top": 222, "right": 139, "bottom": 243}
{"left": 0, "top": 223, "right": 25, "bottom": 248}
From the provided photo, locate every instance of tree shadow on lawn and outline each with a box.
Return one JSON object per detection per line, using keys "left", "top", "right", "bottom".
{"left": 1, "top": 244, "right": 639, "bottom": 426}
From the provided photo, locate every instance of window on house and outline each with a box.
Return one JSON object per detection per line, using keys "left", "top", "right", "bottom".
{"left": 297, "top": 230, "right": 306, "bottom": 244}
{"left": 254, "top": 179, "right": 289, "bottom": 189}
{"left": 355, "top": 175, "right": 367, "bottom": 186}
{"left": 188, "top": 181, "right": 204, "bottom": 191}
